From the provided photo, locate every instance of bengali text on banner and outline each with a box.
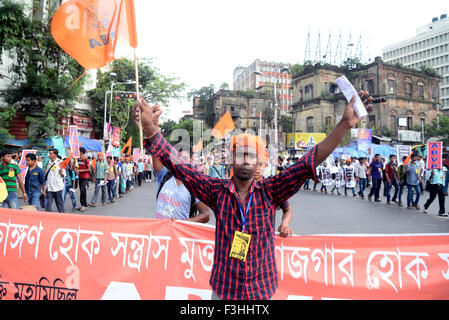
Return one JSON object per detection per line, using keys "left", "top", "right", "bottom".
{"left": 0, "top": 209, "right": 448, "bottom": 300}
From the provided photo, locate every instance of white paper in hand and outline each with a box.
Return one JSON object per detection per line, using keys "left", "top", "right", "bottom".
{"left": 336, "top": 75, "right": 368, "bottom": 119}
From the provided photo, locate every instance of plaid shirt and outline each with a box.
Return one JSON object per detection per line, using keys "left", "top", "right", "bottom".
{"left": 145, "top": 133, "right": 318, "bottom": 300}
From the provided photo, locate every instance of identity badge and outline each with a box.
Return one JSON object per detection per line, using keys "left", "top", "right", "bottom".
{"left": 229, "top": 231, "right": 251, "bottom": 262}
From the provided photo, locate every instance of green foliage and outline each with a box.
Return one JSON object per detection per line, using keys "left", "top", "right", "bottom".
{"left": 0, "top": 105, "right": 16, "bottom": 147}
{"left": 0, "top": 0, "right": 86, "bottom": 144}
{"left": 87, "top": 58, "right": 186, "bottom": 144}
{"left": 188, "top": 85, "right": 216, "bottom": 128}
{"left": 280, "top": 115, "right": 292, "bottom": 133}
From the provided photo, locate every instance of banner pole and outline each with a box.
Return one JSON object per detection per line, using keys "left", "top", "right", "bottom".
{"left": 134, "top": 49, "right": 143, "bottom": 153}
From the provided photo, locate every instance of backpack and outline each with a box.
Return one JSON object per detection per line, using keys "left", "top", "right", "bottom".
{"left": 156, "top": 171, "right": 198, "bottom": 218}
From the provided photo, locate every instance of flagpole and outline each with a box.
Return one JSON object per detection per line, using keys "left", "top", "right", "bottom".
{"left": 134, "top": 48, "right": 143, "bottom": 153}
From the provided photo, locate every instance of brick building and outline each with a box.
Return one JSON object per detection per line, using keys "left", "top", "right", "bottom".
{"left": 291, "top": 57, "right": 440, "bottom": 143}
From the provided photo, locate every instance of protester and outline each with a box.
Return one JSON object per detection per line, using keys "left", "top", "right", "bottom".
{"left": 331, "top": 160, "right": 344, "bottom": 196}
{"left": 45, "top": 148, "right": 65, "bottom": 213}
{"left": 423, "top": 167, "right": 448, "bottom": 216}
{"left": 76, "top": 147, "right": 90, "bottom": 212}
{"left": 357, "top": 158, "right": 368, "bottom": 199}
{"left": 62, "top": 158, "right": 77, "bottom": 212}
{"left": 105, "top": 156, "right": 118, "bottom": 204}
{"left": 319, "top": 161, "right": 332, "bottom": 194}
{"left": 133, "top": 90, "right": 373, "bottom": 300}
{"left": 405, "top": 154, "right": 421, "bottom": 210}
{"left": 385, "top": 154, "right": 399, "bottom": 205}
{"left": 397, "top": 156, "right": 408, "bottom": 207}
{"left": 0, "top": 149, "right": 27, "bottom": 209}
{"left": 209, "top": 157, "right": 226, "bottom": 179}
{"left": 367, "top": 154, "right": 383, "bottom": 202}
{"left": 343, "top": 159, "right": 356, "bottom": 197}
{"left": 24, "top": 153, "right": 46, "bottom": 208}
{"left": 89, "top": 153, "right": 108, "bottom": 207}
{"left": 137, "top": 159, "right": 145, "bottom": 186}
{"left": 145, "top": 157, "right": 153, "bottom": 182}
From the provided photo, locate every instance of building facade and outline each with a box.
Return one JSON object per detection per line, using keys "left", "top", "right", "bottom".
{"left": 291, "top": 58, "right": 440, "bottom": 144}
{"left": 382, "top": 14, "right": 449, "bottom": 111}
{"left": 233, "top": 59, "right": 292, "bottom": 114}
{"left": 0, "top": 0, "right": 97, "bottom": 140}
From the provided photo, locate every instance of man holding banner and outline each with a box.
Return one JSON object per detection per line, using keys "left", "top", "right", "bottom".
{"left": 134, "top": 90, "right": 373, "bottom": 300}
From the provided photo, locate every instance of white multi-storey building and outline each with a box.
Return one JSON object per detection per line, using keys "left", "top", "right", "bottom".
{"left": 382, "top": 14, "right": 449, "bottom": 111}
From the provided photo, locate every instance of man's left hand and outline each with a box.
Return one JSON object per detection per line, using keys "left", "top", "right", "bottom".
{"left": 340, "top": 90, "right": 373, "bottom": 130}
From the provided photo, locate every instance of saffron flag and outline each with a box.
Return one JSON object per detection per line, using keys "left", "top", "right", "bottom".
{"left": 122, "top": 136, "right": 132, "bottom": 156}
{"left": 60, "top": 152, "right": 74, "bottom": 170}
{"left": 211, "top": 110, "right": 235, "bottom": 140}
{"left": 192, "top": 138, "right": 203, "bottom": 153}
{"left": 51, "top": 0, "right": 138, "bottom": 70}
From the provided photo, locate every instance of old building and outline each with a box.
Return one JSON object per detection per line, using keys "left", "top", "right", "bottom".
{"left": 291, "top": 57, "right": 440, "bottom": 144}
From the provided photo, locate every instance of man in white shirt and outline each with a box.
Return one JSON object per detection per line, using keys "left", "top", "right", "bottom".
{"left": 45, "top": 148, "right": 66, "bottom": 213}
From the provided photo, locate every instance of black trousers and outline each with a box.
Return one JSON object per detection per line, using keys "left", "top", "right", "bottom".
{"left": 79, "top": 178, "right": 89, "bottom": 207}
{"left": 424, "top": 184, "right": 445, "bottom": 213}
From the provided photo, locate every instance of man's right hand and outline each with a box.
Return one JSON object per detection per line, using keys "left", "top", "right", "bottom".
{"left": 133, "top": 96, "right": 158, "bottom": 138}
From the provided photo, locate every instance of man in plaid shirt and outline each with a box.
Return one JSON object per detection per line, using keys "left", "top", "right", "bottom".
{"left": 135, "top": 91, "right": 373, "bottom": 300}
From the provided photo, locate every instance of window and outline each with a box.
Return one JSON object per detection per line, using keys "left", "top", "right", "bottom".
{"left": 391, "top": 115, "right": 397, "bottom": 131}
{"left": 388, "top": 79, "right": 396, "bottom": 94}
{"left": 405, "top": 82, "right": 412, "bottom": 98}
{"left": 306, "top": 117, "right": 314, "bottom": 133}
{"left": 432, "top": 87, "right": 438, "bottom": 102}
{"left": 407, "top": 117, "right": 413, "bottom": 130}
{"left": 368, "top": 115, "right": 376, "bottom": 128}
{"left": 418, "top": 84, "right": 424, "bottom": 100}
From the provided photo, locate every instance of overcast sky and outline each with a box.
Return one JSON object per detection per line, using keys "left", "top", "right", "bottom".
{"left": 131, "top": 0, "right": 448, "bottom": 122}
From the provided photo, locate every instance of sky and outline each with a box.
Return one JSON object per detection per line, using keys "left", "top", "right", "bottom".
{"left": 131, "top": 0, "right": 449, "bottom": 122}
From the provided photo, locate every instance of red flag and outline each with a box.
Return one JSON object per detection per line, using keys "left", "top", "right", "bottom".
{"left": 51, "top": 0, "right": 138, "bottom": 70}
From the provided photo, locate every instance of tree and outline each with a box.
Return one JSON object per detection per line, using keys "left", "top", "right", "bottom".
{"left": 87, "top": 58, "right": 186, "bottom": 145}
{"left": 188, "top": 85, "right": 216, "bottom": 128}
{"left": 0, "top": 0, "right": 86, "bottom": 145}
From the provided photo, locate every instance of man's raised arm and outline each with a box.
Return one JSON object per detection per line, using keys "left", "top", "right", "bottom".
{"left": 133, "top": 97, "right": 221, "bottom": 210}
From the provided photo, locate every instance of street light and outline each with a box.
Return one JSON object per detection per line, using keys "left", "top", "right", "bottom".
{"left": 254, "top": 66, "right": 290, "bottom": 154}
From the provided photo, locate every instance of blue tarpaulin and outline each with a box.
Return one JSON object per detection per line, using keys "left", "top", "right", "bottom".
{"left": 63, "top": 136, "right": 102, "bottom": 152}
{"left": 332, "top": 144, "right": 397, "bottom": 160}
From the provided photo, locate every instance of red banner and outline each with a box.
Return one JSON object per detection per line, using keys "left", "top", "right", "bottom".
{"left": 0, "top": 208, "right": 448, "bottom": 300}
{"left": 69, "top": 125, "right": 80, "bottom": 159}
{"left": 18, "top": 150, "right": 37, "bottom": 184}
{"left": 111, "top": 127, "right": 121, "bottom": 147}
{"left": 427, "top": 142, "right": 443, "bottom": 170}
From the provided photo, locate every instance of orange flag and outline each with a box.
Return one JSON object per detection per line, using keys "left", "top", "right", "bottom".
{"left": 122, "top": 136, "right": 133, "bottom": 156}
{"left": 192, "top": 138, "right": 203, "bottom": 153}
{"left": 403, "top": 153, "right": 413, "bottom": 166}
{"left": 51, "top": 0, "right": 138, "bottom": 70}
{"left": 211, "top": 110, "right": 235, "bottom": 140}
{"left": 60, "top": 152, "right": 74, "bottom": 170}
{"left": 91, "top": 157, "right": 97, "bottom": 170}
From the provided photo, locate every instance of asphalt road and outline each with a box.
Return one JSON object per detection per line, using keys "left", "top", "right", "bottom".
{"left": 29, "top": 179, "right": 449, "bottom": 236}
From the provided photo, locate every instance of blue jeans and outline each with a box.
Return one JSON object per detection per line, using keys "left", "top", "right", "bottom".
{"left": 62, "top": 185, "right": 77, "bottom": 210}
{"left": 107, "top": 180, "right": 116, "bottom": 201}
{"left": 386, "top": 180, "right": 399, "bottom": 202}
{"left": 407, "top": 184, "right": 420, "bottom": 207}
{"left": 46, "top": 190, "right": 65, "bottom": 213}
{"left": 345, "top": 186, "right": 356, "bottom": 196}
{"left": 358, "top": 178, "right": 367, "bottom": 197}
{"left": 398, "top": 183, "right": 405, "bottom": 203}
{"left": 1, "top": 191, "right": 18, "bottom": 209}
{"left": 27, "top": 191, "right": 41, "bottom": 207}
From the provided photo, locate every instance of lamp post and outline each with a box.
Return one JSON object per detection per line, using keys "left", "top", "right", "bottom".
{"left": 254, "top": 66, "right": 290, "bottom": 154}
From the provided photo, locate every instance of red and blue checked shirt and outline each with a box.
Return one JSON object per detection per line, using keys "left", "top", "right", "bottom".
{"left": 144, "top": 133, "right": 318, "bottom": 300}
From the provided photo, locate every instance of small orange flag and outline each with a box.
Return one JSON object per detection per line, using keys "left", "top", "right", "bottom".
{"left": 211, "top": 110, "right": 235, "bottom": 140}
{"left": 60, "top": 152, "right": 74, "bottom": 169}
{"left": 192, "top": 138, "right": 203, "bottom": 153}
{"left": 51, "top": 0, "right": 138, "bottom": 70}
{"left": 403, "top": 153, "right": 413, "bottom": 166}
{"left": 91, "top": 157, "right": 97, "bottom": 170}
{"left": 122, "top": 136, "right": 133, "bottom": 156}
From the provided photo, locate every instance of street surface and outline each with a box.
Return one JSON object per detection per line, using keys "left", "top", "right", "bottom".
{"left": 25, "top": 179, "right": 449, "bottom": 235}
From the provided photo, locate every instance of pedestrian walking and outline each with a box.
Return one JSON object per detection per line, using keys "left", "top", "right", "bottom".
{"left": 0, "top": 149, "right": 27, "bottom": 209}
{"left": 331, "top": 160, "right": 344, "bottom": 195}
{"left": 343, "top": 159, "right": 356, "bottom": 196}
{"left": 423, "top": 168, "right": 448, "bottom": 216}
{"left": 76, "top": 147, "right": 90, "bottom": 212}
{"left": 106, "top": 156, "right": 118, "bottom": 204}
{"left": 45, "top": 149, "right": 65, "bottom": 213}
{"left": 62, "top": 159, "right": 77, "bottom": 212}
{"left": 89, "top": 153, "right": 108, "bottom": 207}
{"left": 405, "top": 154, "right": 421, "bottom": 210}
{"left": 385, "top": 154, "right": 399, "bottom": 205}
{"left": 368, "top": 154, "right": 383, "bottom": 202}
{"left": 24, "top": 153, "right": 45, "bottom": 208}
{"left": 357, "top": 158, "right": 368, "bottom": 199}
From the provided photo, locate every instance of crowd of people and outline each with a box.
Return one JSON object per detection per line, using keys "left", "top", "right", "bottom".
{"left": 303, "top": 152, "right": 449, "bottom": 217}
{"left": 0, "top": 147, "right": 153, "bottom": 214}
